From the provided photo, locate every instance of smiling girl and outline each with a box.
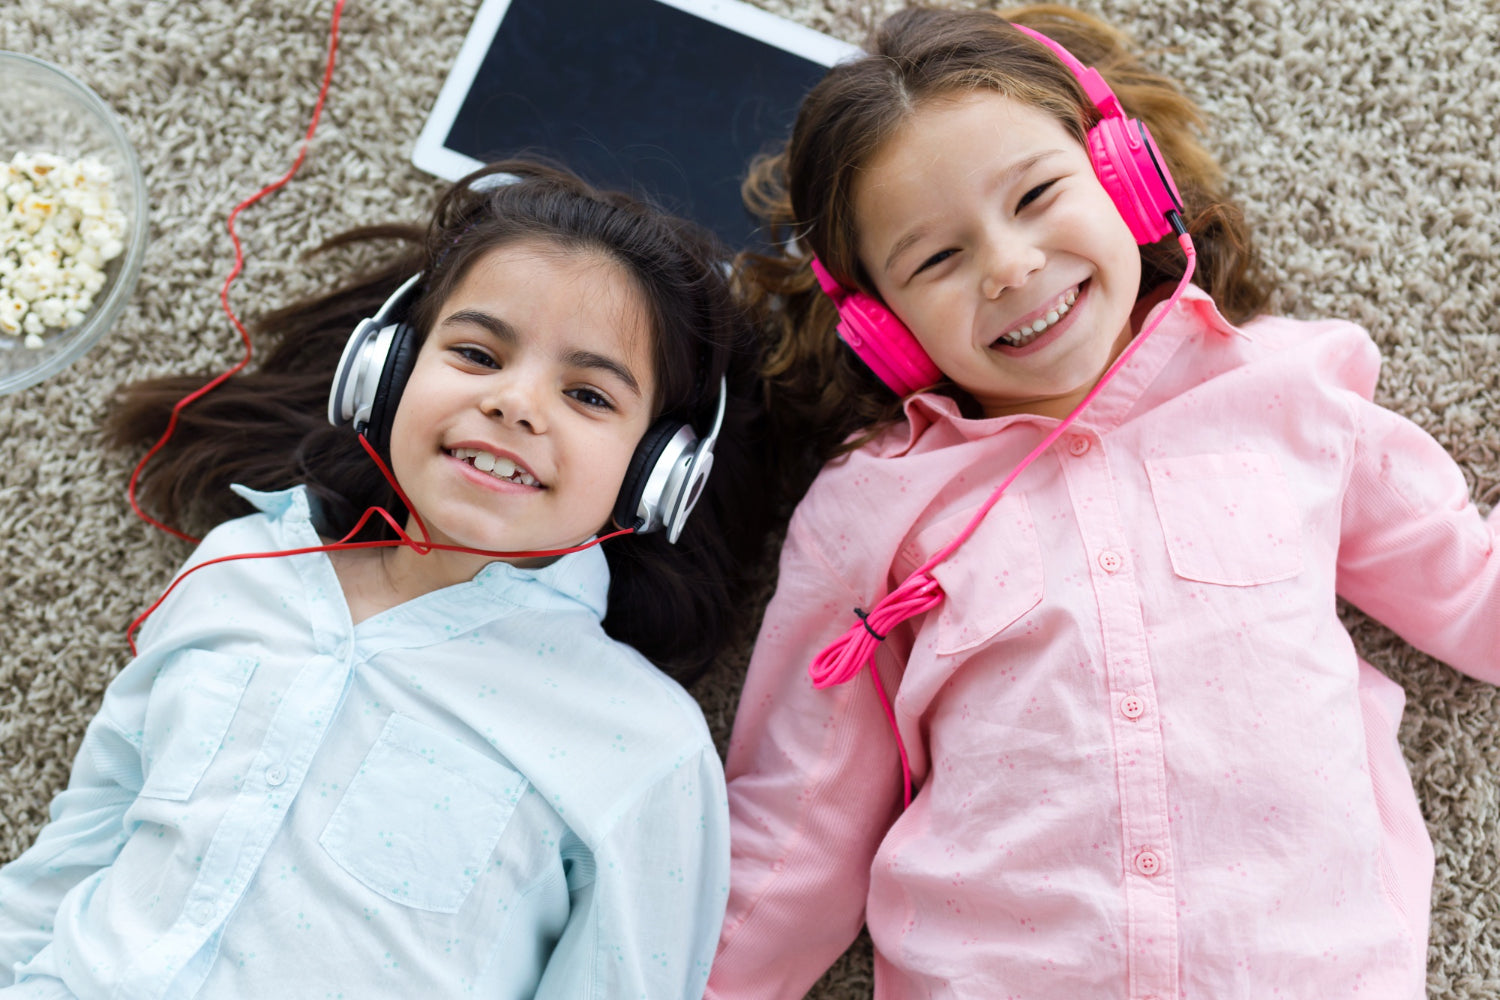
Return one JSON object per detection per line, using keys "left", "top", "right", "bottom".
{"left": 337, "top": 239, "right": 664, "bottom": 617}
{"left": 708, "top": 5, "right": 1499, "bottom": 999}
{"left": 0, "top": 160, "right": 766, "bottom": 999}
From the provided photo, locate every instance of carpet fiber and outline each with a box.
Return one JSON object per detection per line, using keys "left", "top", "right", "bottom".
{"left": 2, "top": 1, "right": 1497, "bottom": 996}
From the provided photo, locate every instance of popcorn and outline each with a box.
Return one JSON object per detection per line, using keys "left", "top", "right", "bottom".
{"left": 1, "top": 150, "right": 128, "bottom": 348}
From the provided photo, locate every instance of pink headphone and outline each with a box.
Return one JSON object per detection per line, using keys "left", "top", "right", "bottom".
{"left": 811, "top": 22, "right": 1186, "bottom": 396}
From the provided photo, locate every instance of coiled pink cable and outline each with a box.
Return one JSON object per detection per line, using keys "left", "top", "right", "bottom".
{"left": 809, "top": 233, "right": 1197, "bottom": 807}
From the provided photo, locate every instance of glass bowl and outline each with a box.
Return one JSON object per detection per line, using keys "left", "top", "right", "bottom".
{"left": 0, "top": 51, "right": 149, "bottom": 396}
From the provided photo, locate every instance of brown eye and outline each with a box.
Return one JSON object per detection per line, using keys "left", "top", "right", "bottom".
{"left": 913, "top": 248, "right": 957, "bottom": 276}
{"left": 567, "top": 387, "right": 614, "bottom": 411}
{"left": 452, "top": 345, "right": 499, "bottom": 368}
{"left": 1017, "top": 180, "right": 1056, "bottom": 210}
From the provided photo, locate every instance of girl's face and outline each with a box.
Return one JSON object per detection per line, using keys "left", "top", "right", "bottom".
{"left": 388, "top": 238, "right": 656, "bottom": 570}
{"left": 852, "top": 90, "right": 1142, "bottom": 419}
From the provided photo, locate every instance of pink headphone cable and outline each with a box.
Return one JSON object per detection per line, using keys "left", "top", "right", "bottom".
{"left": 809, "top": 232, "right": 1198, "bottom": 807}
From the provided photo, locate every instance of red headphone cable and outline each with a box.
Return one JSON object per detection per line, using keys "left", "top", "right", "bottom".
{"left": 127, "top": 0, "right": 346, "bottom": 544}
{"left": 118, "top": 0, "right": 637, "bottom": 654}
{"left": 126, "top": 434, "right": 635, "bottom": 654}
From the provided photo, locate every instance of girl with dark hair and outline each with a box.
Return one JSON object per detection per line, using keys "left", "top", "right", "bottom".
{"left": 0, "top": 159, "right": 766, "bottom": 999}
{"left": 709, "top": 5, "right": 1497, "bottom": 998}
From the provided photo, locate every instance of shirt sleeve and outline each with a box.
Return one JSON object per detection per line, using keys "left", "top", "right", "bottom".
{"left": 0, "top": 653, "right": 152, "bottom": 986}
{"left": 706, "top": 510, "right": 904, "bottom": 1000}
{"left": 1336, "top": 392, "right": 1500, "bottom": 680}
{"left": 532, "top": 742, "right": 729, "bottom": 1000}
{"left": 0, "top": 520, "right": 247, "bottom": 987}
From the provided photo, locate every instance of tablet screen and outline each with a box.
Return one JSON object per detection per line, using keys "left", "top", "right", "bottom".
{"left": 412, "top": 0, "right": 856, "bottom": 249}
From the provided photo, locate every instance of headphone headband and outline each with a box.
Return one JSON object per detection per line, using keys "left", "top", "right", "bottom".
{"left": 1011, "top": 24, "right": 1124, "bottom": 120}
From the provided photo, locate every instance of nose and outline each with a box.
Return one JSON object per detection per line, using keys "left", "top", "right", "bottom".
{"left": 480, "top": 369, "right": 547, "bottom": 433}
{"left": 978, "top": 236, "right": 1044, "bottom": 300}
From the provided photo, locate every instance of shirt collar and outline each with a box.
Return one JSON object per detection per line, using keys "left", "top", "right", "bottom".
{"left": 472, "top": 543, "right": 610, "bottom": 620}
{"left": 229, "top": 483, "right": 610, "bottom": 621}
{"left": 886, "top": 284, "right": 1239, "bottom": 448}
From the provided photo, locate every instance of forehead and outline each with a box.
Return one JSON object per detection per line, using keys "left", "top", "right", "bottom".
{"left": 445, "top": 239, "right": 654, "bottom": 360}
{"left": 860, "top": 90, "right": 1074, "bottom": 198}
{"left": 852, "top": 91, "right": 1080, "bottom": 253}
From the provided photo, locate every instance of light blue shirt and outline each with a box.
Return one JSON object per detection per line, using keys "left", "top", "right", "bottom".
{"left": 0, "top": 486, "right": 729, "bottom": 999}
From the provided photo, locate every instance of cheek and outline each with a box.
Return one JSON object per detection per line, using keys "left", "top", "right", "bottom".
{"left": 384, "top": 378, "right": 445, "bottom": 489}
{"left": 906, "top": 302, "right": 968, "bottom": 368}
{"left": 602, "top": 426, "right": 648, "bottom": 492}
{"left": 385, "top": 399, "right": 422, "bottom": 470}
{"left": 583, "top": 421, "right": 652, "bottom": 511}
{"left": 1089, "top": 197, "right": 1144, "bottom": 279}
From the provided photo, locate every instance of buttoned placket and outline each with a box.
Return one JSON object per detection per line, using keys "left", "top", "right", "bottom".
{"left": 1059, "top": 427, "right": 1178, "bottom": 1000}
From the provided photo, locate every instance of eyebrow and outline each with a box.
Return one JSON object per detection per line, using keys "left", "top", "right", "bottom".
{"left": 880, "top": 149, "right": 1064, "bottom": 276}
{"left": 440, "top": 308, "right": 643, "bottom": 397}
{"left": 560, "top": 347, "right": 643, "bottom": 397}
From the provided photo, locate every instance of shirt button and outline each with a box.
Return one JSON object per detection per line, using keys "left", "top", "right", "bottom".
{"left": 1119, "top": 694, "right": 1146, "bottom": 720}
{"left": 265, "top": 764, "right": 288, "bottom": 787}
{"left": 1097, "top": 550, "right": 1123, "bottom": 573}
{"left": 1134, "top": 849, "right": 1164, "bottom": 877}
{"left": 1067, "top": 435, "right": 1091, "bottom": 456}
{"left": 188, "top": 901, "right": 215, "bottom": 925}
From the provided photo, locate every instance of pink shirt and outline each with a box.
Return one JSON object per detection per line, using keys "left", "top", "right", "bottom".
{"left": 707, "top": 288, "right": 1499, "bottom": 1000}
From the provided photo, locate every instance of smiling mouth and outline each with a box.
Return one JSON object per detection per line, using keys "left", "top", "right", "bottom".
{"left": 992, "top": 287, "right": 1079, "bottom": 349}
{"left": 449, "top": 447, "right": 543, "bottom": 487}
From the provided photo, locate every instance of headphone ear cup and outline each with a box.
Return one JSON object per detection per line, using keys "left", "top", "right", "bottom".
{"left": 363, "top": 321, "right": 420, "bottom": 456}
{"left": 839, "top": 292, "right": 944, "bottom": 397}
{"left": 1086, "top": 116, "right": 1183, "bottom": 245}
{"left": 809, "top": 257, "right": 943, "bottom": 396}
{"left": 613, "top": 417, "right": 688, "bottom": 532}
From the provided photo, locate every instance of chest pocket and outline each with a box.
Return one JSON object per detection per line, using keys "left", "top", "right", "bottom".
{"left": 320, "top": 713, "right": 529, "bottom": 913}
{"left": 139, "top": 650, "right": 258, "bottom": 801}
{"left": 1146, "top": 452, "right": 1303, "bottom": 586}
{"left": 900, "top": 493, "right": 1045, "bottom": 656}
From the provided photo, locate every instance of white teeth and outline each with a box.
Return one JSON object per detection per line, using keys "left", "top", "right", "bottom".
{"left": 452, "top": 448, "right": 539, "bottom": 486}
{"left": 996, "top": 289, "right": 1078, "bottom": 348}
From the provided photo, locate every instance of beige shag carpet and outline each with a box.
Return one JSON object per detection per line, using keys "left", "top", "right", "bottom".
{"left": 2, "top": 0, "right": 1498, "bottom": 996}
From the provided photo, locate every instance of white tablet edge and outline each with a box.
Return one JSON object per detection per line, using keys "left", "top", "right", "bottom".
{"left": 410, "top": 0, "right": 860, "bottom": 181}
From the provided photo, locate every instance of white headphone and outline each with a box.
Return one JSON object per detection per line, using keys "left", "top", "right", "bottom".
{"left": 328, "top": 274, "right": 727, "bottom": 543}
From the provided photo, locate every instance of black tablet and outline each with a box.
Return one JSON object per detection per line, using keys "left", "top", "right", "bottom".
{"left": 411, "top": 0, "right": 856, "bottom": 248}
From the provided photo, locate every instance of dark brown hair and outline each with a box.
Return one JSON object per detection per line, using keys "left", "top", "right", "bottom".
{"left": 106, "top": 159, "right": 769, "bottom": 684}
{"left": 738, "top": 3, "right": 1271, "bottom": 499}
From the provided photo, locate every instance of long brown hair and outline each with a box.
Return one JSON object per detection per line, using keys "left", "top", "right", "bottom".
{"left": 738, "top": 4, "right": 1270, "bottom": 500}
{"left": 106, "top": 159, "right": 769, "bottom": 684}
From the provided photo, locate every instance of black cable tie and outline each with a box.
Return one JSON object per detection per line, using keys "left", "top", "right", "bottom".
{"left": 853, "top": 607, "right": 887, "bottom": 642}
